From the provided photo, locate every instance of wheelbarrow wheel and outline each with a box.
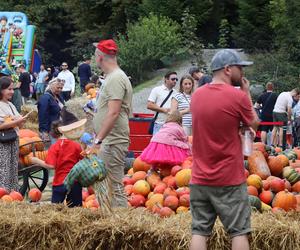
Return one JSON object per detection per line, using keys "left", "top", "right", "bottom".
{"left": 24, "top": 167, "right": 49, "bottom": 192}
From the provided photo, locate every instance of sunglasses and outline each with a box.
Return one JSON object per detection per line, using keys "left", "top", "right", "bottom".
{"left": 62, "top": 65, "right": 68, "bottom": 67}
{"left": 170, "top": 78, "right": 178, "bottom": 82}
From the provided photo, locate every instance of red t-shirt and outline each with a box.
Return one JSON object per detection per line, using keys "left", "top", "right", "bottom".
{"left": 45, "top": 139, "right": 83, "bottom": 186}
{"left": 191, "top": 84, "right": 254, "bottom": 186}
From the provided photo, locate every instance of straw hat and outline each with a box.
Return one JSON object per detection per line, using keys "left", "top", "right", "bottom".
{"left": 58, "top": 108, "right": 87, "bottom": 139}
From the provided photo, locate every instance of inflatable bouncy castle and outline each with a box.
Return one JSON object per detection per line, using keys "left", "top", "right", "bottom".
{"left": 0, "top": 12, "right": 41, "bottom": 72}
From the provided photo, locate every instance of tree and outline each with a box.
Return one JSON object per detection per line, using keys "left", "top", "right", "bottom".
{"left": 117, "top": 14, "right": 182, "bottom": 83}
{"left": 181, "top": 8, "right": 204, "bottom": 66}
{"left": 233, "top": 0, "right": 274, "bottom": 51}
{"left": 218, "top": 18, "right": 230, "bottom": 48}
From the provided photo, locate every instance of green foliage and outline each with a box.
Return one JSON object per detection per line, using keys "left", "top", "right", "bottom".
{"left": 245, "top": 51, "right": 300, "bottom": 93}
{"left": 116, "top": 14, "right": 182, "bottom": 84}
{"left": 233, "top": 0, "right": 274, "bottom": 51}
{"left": 218, "top": 19, "right": 230, "bottom": 48}
{"left": 181, "top": 8, "right": 204, "bottom": 66}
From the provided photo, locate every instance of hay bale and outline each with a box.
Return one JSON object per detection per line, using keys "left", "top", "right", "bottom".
{"left": 21, "top": 104, "right": 38, "bottom": 124}
{"left": 65, "top": 97, "right": 94, "bottom": 134}
{"left": 0, "top": 203, "right": 300, "bottom": 249}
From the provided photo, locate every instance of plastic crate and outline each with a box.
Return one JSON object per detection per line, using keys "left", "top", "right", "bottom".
{"left": 129, "top": 134, "right": 152, "bottom": 152}
{"left": 129, "top": 113, "right": 154, "bottom": 135}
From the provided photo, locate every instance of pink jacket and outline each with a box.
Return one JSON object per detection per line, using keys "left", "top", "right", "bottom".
{"left": 151, "top": 122, "right": 190, "bottom": 149}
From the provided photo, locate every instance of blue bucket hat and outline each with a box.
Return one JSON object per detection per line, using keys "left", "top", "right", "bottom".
{"left": 0, "top": 68, "right": 12, "bottom": 76}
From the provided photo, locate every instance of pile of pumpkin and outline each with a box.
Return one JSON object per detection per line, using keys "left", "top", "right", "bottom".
{"left": 123, "top": 157, "right": 192, "bottom": 217}
{"left": 18, "top": 129, "right": 48, "bottom": 166}
{"left": 82, "top": 186, "right": 100, "bottom": 210}
{"left": 0, "top": 187, "right": 42, "bottom": 203}
{"left": 246, "top": 142, "right": 300, "bottom": 212}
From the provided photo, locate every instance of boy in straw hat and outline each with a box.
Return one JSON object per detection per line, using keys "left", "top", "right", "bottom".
{"left": 31, "top": 108, "right": 86, "bottom": 207}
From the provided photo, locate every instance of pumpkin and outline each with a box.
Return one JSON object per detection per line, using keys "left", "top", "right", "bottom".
{"left": 248, "top": 195, "right": 262, "bottom": 211}
{"left": 19, "top": 129, "right": 38, "bottom": 138}
{"left": 276, "top": 154, "right": 289, "bottom": 167}
{"left": 268, "top": 156, "right": 284, "bottom": 176}
{"left": 293, "top": 148, "right": 300, "bottom": 160}
{"left": 289, "top": 159, "right": 300, "bottom": 169}
{"left": 146, "top": 172, "right": 161, "bottom": 189}
{"left": 272, "top": 190, "right": 297, "bottom": 211}
{"left": 253, "top": 142, "right": 269, "bottom": 159}
{"left": 247, "top": 174, "right": 263, "bottom": 190}
{"left": 23, "top": 154, "right": 32, "bottom": 166}
{"left": 261, "top": 201, "right": 272, "bottom": 211}
{"left": 159, "top": 207, "right": 175, "bottom": 217}
{"left": 282, "top": 167, "right": 300, "bottom": 185}
{"left": 28, "top": 188, "right": 42, "bottom": 202}
{"left": 283, "top": 150, "right": 298, "bottom": 161}
{"left": 259, "top": 190, "right": 274, "bottom": 204}
{"left": 295, "top": 194, "right": 300, "bottom": 211}
{"left": 132, "top": 171, "right": 147, "bottom": 182}
{"left": 129, "top": 194, "right": 146, "bottom": 207}
{"left": 163, "top": 195, "right": 179, "bottom": 210}
{"left": 145, "top": 193, "right": 164, "bottom": 210}
{"left": 270, "top": 177, "right": 285, "bottom": 193}
{"left": 31, "top": 136, "right": 44, "bottom": 151}
{"left": 19, "top": 138, "right": 32, "bottom": 156}
{"left": 133, "top": 157, "right": 151, "bottom": 173}
{"left": 132, "top": 180, "right": 150, "bottom": 196}
{"left": 247, "top": 185, "right": 258, "bottom": 196}
{"left": 248, "top": 151, "right": 271, "bottom": 180}
{"left": 85, "top": 83, "right": 95, "bottom": 92}
{"left": 175, "top": 169, "right": 191, "bottom": 187}
{"left": 35, "top": 150, "right": 48, "bottom": 161}
{"left": 292, "top": 181, "right": 300, "bottom": 193}
{"left": 176, "top": 206, "right": 189, "bottom": 213}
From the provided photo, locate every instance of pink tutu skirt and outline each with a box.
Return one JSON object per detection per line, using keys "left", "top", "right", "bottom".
{"left": 140, "top": 142, "right": 190, "bottom": 166}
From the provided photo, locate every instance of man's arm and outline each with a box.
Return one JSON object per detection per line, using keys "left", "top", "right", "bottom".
{"left": 287, "top": 107, "right": 292, "bottom": 121}
{"left": 95, "top": 99, "right": 122, "bottom": 141}
{"left": 147, "top": 101, "right": 169, "bottom": 114}
{"left": 70, "top": 73, "right": 76, "bottom": 95}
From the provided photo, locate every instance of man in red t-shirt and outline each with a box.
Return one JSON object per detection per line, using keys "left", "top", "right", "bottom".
{"left": 190, "top": 49, "right": 260, "bottom": 250}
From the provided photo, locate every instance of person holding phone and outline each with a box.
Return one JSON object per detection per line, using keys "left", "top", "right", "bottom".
{"left": 190, "top": 49, "right": 260, "bottom": 250}
{"left": 0, "top": 76, "right": 27, "bottom": 192}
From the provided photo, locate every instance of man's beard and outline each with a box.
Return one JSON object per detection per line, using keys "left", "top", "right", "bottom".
{"left": 232, "top": 78, "right": 242, "bottom": 87}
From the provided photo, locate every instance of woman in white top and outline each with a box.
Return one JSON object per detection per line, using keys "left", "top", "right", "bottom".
{"left": 0, "top": 76, "right": 27, "bottom": 192}
{"left": 171, "top": 75, "right": 194, "bottom": 136}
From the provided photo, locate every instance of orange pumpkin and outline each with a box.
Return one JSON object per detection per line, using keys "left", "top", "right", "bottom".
{"left": 85, "top": 83, "right": 95, "bottom": 92}
{"left": 293, "top": 148, "right": 300, "bottom": 160}
{"left": 19, "top": 138, "right": 31, "bottom": 156}
{"left": 247, "top": 185, "right": 258, "bottom": 196}
{"left": 19, "top": 129, "right": 38, "bottom": 138}
{"left": 35, "top": 150, "right": 48, "bottom": 161}
{"left": 163, "top": 195, "right": 179, "bottom": 211}
{"left": 276, "top": 154, "right": 289, "bottom": 167}
{"left": 268, "top": 156, "right": 284, "bottom": 176}
{"left": 23, "top": 154, "right": 32, "bottom": 166}
{"left": 132, "top": 180, "right": 150, "bottom": 196}
{"left": 132, "top": 157, "right": 151, "bottom": 173}
{"left": 145, "top": 193, "right": 164, "bottom": 210}
{"left": 259, "top": 190, "right": 274, "bottom": 204}
{"left": 272, "top": 190, "right": 297, "bottom": 211}
{"left": 292, "top": 181, "right": 300, "bottom": 193}
{"left": 132, "top": 171, "right": 147, "bottom": 182}
{"left": 295, "top": 194, "right": 300, "bottom": 211}
{"left": 248, "top": 151, "right": 271, "bottom": 180}
{"left": 31, "top": 136, "right": 44, "bottom": 151}
{"left": 146, "top": 172, "right": 161, "bottom": 189}
{"left": 175, "top": 169, "right": 191, "bottom": 187}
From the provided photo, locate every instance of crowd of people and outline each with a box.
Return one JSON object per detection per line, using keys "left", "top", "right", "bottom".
{"left": 0, "top": 38, "right": 299, "bottom": 249}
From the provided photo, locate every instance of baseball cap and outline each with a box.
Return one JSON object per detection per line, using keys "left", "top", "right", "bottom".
{"left": 189, "top": 66, "right": 200, "bottom": 76}
{"left": 93, "top": 39, "right": 118, "bottom": 55}
{"left": 210, "top": 49, "right": 253, "bottom": 72}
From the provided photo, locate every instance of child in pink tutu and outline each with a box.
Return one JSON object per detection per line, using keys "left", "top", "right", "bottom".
{"left": 140, "top": 110, "right": 191, "bottom": 169}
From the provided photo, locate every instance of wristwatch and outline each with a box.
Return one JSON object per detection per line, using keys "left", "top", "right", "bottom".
{"left": 94, "top": 138, "right": 102, "bottom": 145}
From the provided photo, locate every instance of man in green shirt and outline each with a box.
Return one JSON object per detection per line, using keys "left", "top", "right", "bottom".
{"left": 91, "top": 39, "right": 133, "bottom": 207}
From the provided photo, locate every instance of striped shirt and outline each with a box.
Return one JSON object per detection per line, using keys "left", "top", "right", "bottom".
{"left": 173, "top": 92, "right": 192, "bottom": 127}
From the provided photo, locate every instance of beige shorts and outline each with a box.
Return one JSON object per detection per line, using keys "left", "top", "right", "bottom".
{"left": 190, "top": 183, "right": 251, "bottom": 237}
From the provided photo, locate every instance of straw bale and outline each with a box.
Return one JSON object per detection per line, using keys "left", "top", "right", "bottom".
{"left": 21, "top": 104, "right": 38, "bottom": 124}
{"left": 0, "top": 203, "right": 300, "bottom": 249}
{"left": 65, "top": 97, "right": 94, "bottom": 134}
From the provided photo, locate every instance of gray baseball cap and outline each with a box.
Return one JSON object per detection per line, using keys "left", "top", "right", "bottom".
{"left": 210, "top": 49, "right": 253, "bottom": 72}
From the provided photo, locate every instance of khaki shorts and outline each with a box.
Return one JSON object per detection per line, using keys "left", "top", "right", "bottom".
{"left": 190, "top": 183, "right": 251, "bottom": 237}
{"left": 273, "top": 112, "right": 288, "bottom": 124}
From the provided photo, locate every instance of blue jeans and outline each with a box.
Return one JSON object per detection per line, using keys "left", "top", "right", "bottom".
{"left": 153, "top": 123, "right": 163, "bottom": 135}
{"left": 52, "top": 182, "right": 82, "bottom": 207}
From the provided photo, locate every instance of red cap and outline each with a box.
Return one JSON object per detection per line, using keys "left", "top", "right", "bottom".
{"left": 93, "top": 39, "right": 118, "bottom": 55}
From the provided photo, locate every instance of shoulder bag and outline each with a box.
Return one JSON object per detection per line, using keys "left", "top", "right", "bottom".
{"left": 0, "top": 104, "right": 18, "bottom": 143}
{"left": 148, "top": 90, "right": 173, "bottom": 134}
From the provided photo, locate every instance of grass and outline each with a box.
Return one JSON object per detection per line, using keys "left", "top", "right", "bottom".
{"left": 133, "top": 75, "right": 162, "bottom": 93}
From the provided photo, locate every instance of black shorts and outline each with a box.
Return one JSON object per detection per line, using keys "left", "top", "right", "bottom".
{"left": 260, "top": 116, "right": 273, "bottom": 132}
